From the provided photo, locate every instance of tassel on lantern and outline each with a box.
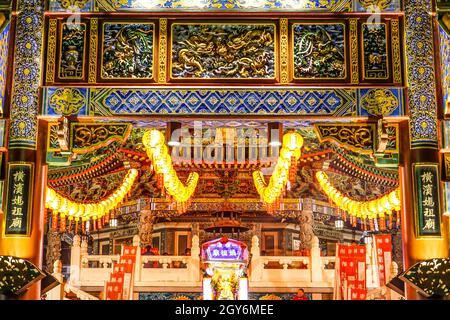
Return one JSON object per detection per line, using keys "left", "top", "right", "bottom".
{"left": 60, "top": 215, "right": 66, "bottom": 233}
{"left": 379, "top": 216, "right": 386, "bottom": 230}
{"left": 369, "top": 218, "right": 374, "bottom": 231}
{"left": 396, "top": 212, "right": 401, "bottom": 228}
{"left": 75, "top": 219, "right": 79, "bottom": 234}
{"left": 51, "top": 213, "right": 58, "bottom": 231}
{"left": 82, "top": 221, "right": 86, "bottom": 234}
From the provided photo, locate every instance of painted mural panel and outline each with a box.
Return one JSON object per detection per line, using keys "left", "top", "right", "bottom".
{"left": 355, "top": 0, "right": 400, "bottom": 12}
{"left": 362, "top": 23, "right": 388, "bottom": 80}
{"left": 49, "top": 0, "right": 93, "bottom": 11}
{"left": 59, "top": 23, "right": 86, "bottom": 79}
{"left": 49, "top": 0, "right": 402, "bottom": 12}
{"left": 171, "top": 23, "right": 276, "bottom": 80}
{"left": 101, "top": 23, "right": 154, "bottom": 79}
{"left": 0, "top": 21, "right": 10, "bottom": 115}
{"left": 292, "top": 23, "right": 346, "bottom": 80}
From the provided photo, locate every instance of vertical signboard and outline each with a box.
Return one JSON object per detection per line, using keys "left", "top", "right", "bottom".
{"left": 413, "top": 163, "right": 441, "bottom": 237}
{"left": 2, "top": 162, "right": 34, "bottom": 237}
{"left": 335, "top": 244, "right": 367, "bottom": 300}
{"left": 373, "top": 234, "right": 392, "bottom": 286}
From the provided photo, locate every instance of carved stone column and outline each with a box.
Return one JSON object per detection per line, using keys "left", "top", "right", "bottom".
{"left": 138, "top": 209, "right": 155, "bottom": 245}
{"left": 45, "top": 231, "right": 61, "bottom": 273}
{"left": 298, "top": 210, "right": 314, "bottom": 250}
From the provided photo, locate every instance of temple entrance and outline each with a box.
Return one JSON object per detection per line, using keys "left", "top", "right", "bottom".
{"left": 201, "top": 237, "right": 249, "bottom": 300}
{"left": 39, "top": 120, "right": 405, "bottom": 300}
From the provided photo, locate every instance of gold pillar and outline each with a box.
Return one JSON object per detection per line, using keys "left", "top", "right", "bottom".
{"left": 0, "top": 0, "right": 46, "bottom": 299}
{"left": 0, "top": 123, "right": 47, "bottom": 300}
{"left": 399, "top": 122, "right": 449, "bottom": 300}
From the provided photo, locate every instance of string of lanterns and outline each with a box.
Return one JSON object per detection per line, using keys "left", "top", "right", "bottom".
{"left": 142, "top": 129, "right": 199, "bottom": 214}
{"left": 253, "top": 132, "right": 304, "bottom": 213}
{"left": 45, "top": 168, "right": 139, "bottom": 233}
{"left": 315, "top": 170, "right": 401, "bottom": 230}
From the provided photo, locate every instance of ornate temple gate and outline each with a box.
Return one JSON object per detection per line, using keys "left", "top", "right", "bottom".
{"left": 0, "top": 0, "right": 448, "bottom": 300}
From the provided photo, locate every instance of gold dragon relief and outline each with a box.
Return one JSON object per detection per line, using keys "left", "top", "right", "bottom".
{"left": 361, "top": 89, "right": 398, "bottom": 116}
{"left": 171, "top": 23, "right": 276, "bottom": 79}
{"left": 315, "top": 124, "right": 375, "bottom": 153}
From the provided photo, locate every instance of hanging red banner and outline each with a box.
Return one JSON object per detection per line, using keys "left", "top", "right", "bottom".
{"left": 335, "top": 243, "right": 367, "bottom": 300}
{"left": 373, "top": 234, "right": 392, "bottom": 286}
{"left": 103, "top": 245, "right": 138, "bottom": 300}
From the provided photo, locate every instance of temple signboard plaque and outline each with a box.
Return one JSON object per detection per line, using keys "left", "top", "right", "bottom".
{"left": 2, "top": 162, "right": 34, "bottom": 237}
{"left": 413, "top": 163, "right": 441, "bottom": 238}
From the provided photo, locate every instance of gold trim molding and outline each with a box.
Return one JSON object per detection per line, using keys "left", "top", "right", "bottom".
{"left": 88, "top": 18, "right": 98, "bottom": 83}
{"left": 46, "top": 19, "right": 57, "bottom": 83}
{"left": 280, "top": 17, "right": 289, "bottom": 84}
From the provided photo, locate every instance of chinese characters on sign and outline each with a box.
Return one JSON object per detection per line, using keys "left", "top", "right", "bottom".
{"left": 335, "top": 244, "right": 367, "bottom": 300}
{"left": 414, "top": 164, "right": 441, "bottom": 237}
{"left": 3, "top": 163, "right": 34, "bottom": 236}
{"left": 373, "top": 234, "right": 392, "bottom": 286}
{"left": 205, "top": 239, "right": 244, "bottom": 261}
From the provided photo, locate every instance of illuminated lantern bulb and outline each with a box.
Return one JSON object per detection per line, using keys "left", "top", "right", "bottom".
{"left": 45, "top": 187, "right": 57, "bottom": 204}
{"left": 144, "top": 129, "right": 165, "bottom": 148}
{"left": 59, "top": 198, "right": 69, "bottom": 214}
{"left": 280, "top": 148, "right": 294, "bottom": 161}
{"left": 152, "top": 145, "right": 168, "bottom": 161}
{"left": 283, "top": 132, "right": 304, "bottom": 151}
{"left": 389, "top": 189, "right": 401, "bottom": 207}
{"left": 380, "top": 195, "right": 393, "bottom": 212}
{"left": 368, "top": 200, "right": 379, "bottom": 215}
{"left": 76, "top": 204, "right": 85, "bottom": 218}
{"left": 292, "top": 148, "right": 301, "bottom": 160}
{"left": 68, "top": 202, "right": 79, "bottom": 216}
{"left": 49, "top": 196, "right": 60, "bottom": 211}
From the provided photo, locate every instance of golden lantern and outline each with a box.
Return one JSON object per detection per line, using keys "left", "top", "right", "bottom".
{"left": 315, "top": 170, "right": 400, "bottom": 221}
{"left": 253, "top": 132, "right": 304, "bottom": 205}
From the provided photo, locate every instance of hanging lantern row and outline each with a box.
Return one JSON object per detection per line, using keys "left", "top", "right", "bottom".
{"left": 334, "top": 207, "right": 401, "bottom": 231}
{"left": 142, "top": 129, "right": 199, "bottom": 214}
{"left": 45, "top": 169, "right": 139, "bottom": 233}
{"left": 316, "top": 171, "right": 401, "bottom": 220}
{"left": 253, "top": 132, "right": 304, "bottom": 213}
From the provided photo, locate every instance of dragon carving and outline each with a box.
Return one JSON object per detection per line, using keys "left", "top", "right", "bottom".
{"left": 172, "top": 24, "right": 275, "bottom": 79}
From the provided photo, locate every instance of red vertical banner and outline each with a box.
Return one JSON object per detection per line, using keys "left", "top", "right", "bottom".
{"left": 104, "top": 246, "right": 138, "bottom": 300}
{"left": 373, "top": 234, "right": 392, "bottom": 286}
{"left": 335, "top": 244, "right": 367, "bottom": 300}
